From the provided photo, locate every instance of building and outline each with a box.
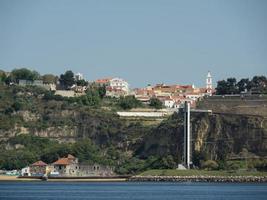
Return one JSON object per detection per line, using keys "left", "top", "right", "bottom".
{"left": 163, "top": 98, "right": 175, "bottom": 108}
{"left": 18, "top": 79, "right": 56, "bottom": 91}
{"left": 30, "top": 161, "right": 48, "bottom": 176}
{"left": 95, "top": 78, "right": 112, "bottom": 86}
{"left": 52, "top": 154, "right": 114, "bottom": 177}
{"left": 21, "top": 166, "right": 31, "bottom": 176}
{"left": 106, "top": 78, "right": 130, "bottom": 97}
{"left": 206, "top": 71, "right": 213, "bottom": 96}
{"left": 75, "top": 72, "right": 84, "bottom": 81}
{"left": 53, "top": 154, "right": 79, "bottom": 176}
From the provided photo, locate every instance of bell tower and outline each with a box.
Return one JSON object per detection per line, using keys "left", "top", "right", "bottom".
{"left": 206, "top": 71, "right": 212, "bottom": 96}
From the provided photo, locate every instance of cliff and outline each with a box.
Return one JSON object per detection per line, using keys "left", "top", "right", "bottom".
{"left": 137, "top": 96, "right": 267, "bottom": 162}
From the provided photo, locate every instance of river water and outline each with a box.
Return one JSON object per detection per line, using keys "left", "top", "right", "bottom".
{"left": 0, "top": 181, "right": 267, "bottom": 200}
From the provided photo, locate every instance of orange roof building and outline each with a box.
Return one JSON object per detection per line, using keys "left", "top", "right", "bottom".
{"left": 95, "top": 78, "right": 112, "bottom": 85}
{"left": 31, "top": 160, "right": 47, "bottom": 166}
{"left": 53, "top": 154, "right": 77, "bottom": 166}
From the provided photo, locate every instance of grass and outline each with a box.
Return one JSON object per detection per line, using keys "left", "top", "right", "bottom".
{"left": 139, "top": 169, "right": 267, "bottom": 177}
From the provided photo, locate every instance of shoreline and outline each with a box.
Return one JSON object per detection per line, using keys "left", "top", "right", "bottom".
{"left": 129, "top": 175, "right": 267, "bottom": 183}
{"left": 1, "top": 175, "right": 267, "bottom": 183}
{"left": 0, "top": 175, "right": 128, "bottom": 182}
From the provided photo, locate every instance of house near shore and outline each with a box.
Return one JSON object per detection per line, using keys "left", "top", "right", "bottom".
{"left": 21, "top": 154, "right": 114, "bottom": 177}
{"left": 29, "top": 160, "right": 48, "bottom": 176}
{"left": 52, "top": 154, "right": 114, "bottom": 177}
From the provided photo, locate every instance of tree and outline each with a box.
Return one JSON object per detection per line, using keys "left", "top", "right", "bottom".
{"left": 11, "top": 68, "right": 40, "bottom": 83}
{"left": 216, "top": 80, "right": 228, "bottom": 95}
{"left": 0, "top": 70, "right": 7, "bottom": 84}
{"left": 237, "top": 78, "right": 250, "bottom": 93}
{"left": 201, "top": 160, "right": 219, "bottom": 170}
{"left": 118, "top": 96, "right": 142, "bottom": 110}
{"left": 76, "top": 79, "right": 88, "bottom": 86}
{"left": 226, "top": 78, "right": 238, "bottom": 94}
{"left": 216, "top": 78, "right": 238, "bottom": 95}
{"left": 250, "top": 76, "right": 267, "bottom": 94}
{"left": 98, "top": 85, "right": 106, "bottom": 98}
{"left": 59, "top": 70, "right": 75, "bottom": 89}
{"left": 42, "top": 74, "right": 57, "bottom": 84}
{"left": 149, "top": 97, "right": 163, "bottom": 109}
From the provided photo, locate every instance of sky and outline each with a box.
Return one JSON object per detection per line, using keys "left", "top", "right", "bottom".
{"left": 0, "top": 0, "right": 266, "bottom": 88}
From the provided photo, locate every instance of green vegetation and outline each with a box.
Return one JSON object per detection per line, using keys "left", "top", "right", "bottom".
{"left": 59, "top": 70, "right": 76, "bottom": 89}
{"left": 117, "top": 95, "right": 143, "bottom": 110}
{"left": 0, "top": 135, "right": 117, "bottom": 170}
{"left": 42, "top": 74, "right": 57, "bottom": 84}
{"left": 216, "top": 76, "right": 267, "bottom": 95}
{"left": 149, "top": 97, "right": 163, "bottom": 109}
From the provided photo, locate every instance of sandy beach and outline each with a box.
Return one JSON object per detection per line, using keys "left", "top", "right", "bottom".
{"left": 0, "top": 175, "right": 40, "bottom": 181}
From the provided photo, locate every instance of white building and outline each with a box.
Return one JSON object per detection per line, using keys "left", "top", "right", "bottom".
{"left": 21, "top": 166, "right": 31, "bottom": 176}
{"left": 75, "top": 72, "right": 84, "bottom": 81}
{"left": 206, "top": 71, "right": 212, "bottom": 96}
{"left": 106, "top": 78, "right": 130, "bottom": 97}
{"left": 185, "top": 93, "right": 202, "bottom": 101}
{"left": 164, "top": 99, "right": 175, "bottom": 108}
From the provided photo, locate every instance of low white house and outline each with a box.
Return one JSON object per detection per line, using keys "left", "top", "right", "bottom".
{"left": 164, "top": 99, "right": 175, "bottom": 108}
{"left": 185, "top": 93, "right": 202, "bottom": 101}
{"left": 21, "top": 166, "right": 31, "bottom": 176}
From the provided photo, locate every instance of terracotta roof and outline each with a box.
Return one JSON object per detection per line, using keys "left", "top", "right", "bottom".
{"left": 31, "top": 160, "right": 47, "bottom": 166}
{"left": 53, "top": 154, "right": 76, "bottom": 165}
{"left": 53, "top": 158, "right": 70, "bottom": 165}
{"left": 95, "top": 78, "right": 112, "bottom": 84}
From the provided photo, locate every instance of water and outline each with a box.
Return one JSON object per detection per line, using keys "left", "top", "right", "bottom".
{"left": 0, "top": 181, "right": 267, "bottom": 200}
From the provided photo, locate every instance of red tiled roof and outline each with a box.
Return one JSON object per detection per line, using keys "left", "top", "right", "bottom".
{"left": 95, "top": 78, "right": 112, "bottom": 84}
{"left": 31, "top": 160, "right": 47, "bottom": 166}
{"left": 53, "top": 158, "right": 70, "bottom": 165}
{"left": 53, "top": 154, "right": 76, "bottom": 165}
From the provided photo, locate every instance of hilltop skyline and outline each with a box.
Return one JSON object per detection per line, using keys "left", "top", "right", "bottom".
{"left": 0, "top": 0, "right": 267, "bottom": 87}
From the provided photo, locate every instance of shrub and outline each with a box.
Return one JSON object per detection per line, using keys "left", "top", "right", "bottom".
{"left": 201, "top": 160, "right": 219, "bottom": 170}
{"left": 149, "top": 97, "right": 163, "bottom": 109}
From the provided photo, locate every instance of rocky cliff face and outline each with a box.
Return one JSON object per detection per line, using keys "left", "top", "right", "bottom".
{"left": 137, "top": 112, "right": 267, "bottom": 162}
{"left": 0, "top": 108, "right": 148, "bottom": 152}
{"left": 192, "top": 113, "right": 267, "bottom": 159}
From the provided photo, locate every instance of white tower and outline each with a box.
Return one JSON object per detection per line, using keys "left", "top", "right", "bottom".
{"left": 206, "top": 71, "right": 212, "bottom": 96}
{"left": 184, "top": 101, "right": 191, "bottom": 169}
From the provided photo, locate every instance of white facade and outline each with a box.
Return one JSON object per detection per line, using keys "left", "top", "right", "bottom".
{"left": 117, "top": 111, "right": 166, "bottom": 117}
{"left": 109, "top": 78, "right": 129, "bottom": 92}
{"left": 164, "top": 99, "right": 175, "bottom": 108}
{"left": 185, "top": 94, "right": 202, "bottom": 101}
{"left": 106, "top": 78, "right": 130, "bottom": 97}
{"left": 206, "top": 71, "right": 212, "bottom": 96}
{"left": 21, "top": 167, "right": 31, "bottom": 176}
{"left": 75, "top": 72, "right": 84, "bottom": 81}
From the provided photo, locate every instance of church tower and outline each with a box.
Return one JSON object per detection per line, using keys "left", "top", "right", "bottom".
{"left": 206, "top": 71, "right": 212, "bottom": 96}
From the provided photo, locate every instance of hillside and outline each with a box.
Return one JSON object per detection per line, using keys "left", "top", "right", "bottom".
{"left": 0, "top": 85, "right": 267, "bottom": 173}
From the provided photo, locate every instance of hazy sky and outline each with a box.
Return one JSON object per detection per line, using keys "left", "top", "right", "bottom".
{"left": 0, "top": 0, "right": 266, "bottom": 88}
